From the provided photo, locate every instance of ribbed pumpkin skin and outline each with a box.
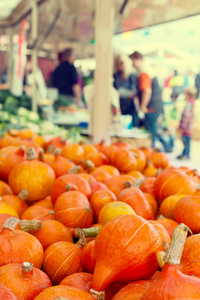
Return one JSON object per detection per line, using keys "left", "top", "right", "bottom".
{"left": 130, "top": 149, "right": 147, "bottom": 172}
{"left": 174, "top": 195, "right": 200, "bottom": 233}
{"left": 8, "top": 160, "right": 55, "bottom": 202}
{"left": 51, "top": 174, "right": 92, "bottom": 205}
{"left": 60, "top": 272, "right": 93, "bottom": 293}
{"left": 1, "top": 194, "right": 28, "bottom": 217}
{"left": 31, "top": 219, "right": 73, "bottom": 250}
{"left": 54, "top": 191, "right": 93, "bottom": 228}
{"left": 92, "top": 215, "right": 163, "bottom": 291}
{"left": 156, "top": 218, "right": 179, "bottom": 239}
{"left": 147, "top": 152, "right": 169, "bottom": 169}
{"left": 43, "top": 241, "right": 84, "bottom": 285}
{"left": 159, "top": 194, "right": 187, "bottom": 219}
{"left": 141, "top": 264, "right": 200, "bottom": 300}
{"left": 117, "top": 188, "right": 154, "bottom": 220}
{"left": 0, "top": 180, "right": 13, "bottom": 196}
{"left": 104, "top": 175, "right": 135, "bottom": 197}
{"left": 82, "top": 240, "right": 96, "bottom": 273}
{"left": 34, "top": 286, "right": 96, "bottom": 300}
{"left": 0, "top": 283, "right": 18, "bottom": 300}
{"left": 85, "top": 152, "right": 108, "bottom": 167}
{"left": 113, "top": 280, "right": 154, "bottom": 300}
{"left": 149, "top": 220, "right": 171, "bottom": 252}
{"left": 0, "top": 228, "right": 44, "bottom": 268}
{"left": 0, "top": 263, "right": 52, "bottom": 300}
{"left": 109, "top": 148, "right": 137, "bottom": 172}
{"left": 21, "top": 205, "right": 55, "bottom": 222}
{"left": 154, "top": 169, "right": 196, "bottom": 202}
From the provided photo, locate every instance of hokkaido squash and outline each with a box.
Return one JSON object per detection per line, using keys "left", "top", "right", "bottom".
{"left": 104, "top": 175, "right": 135, "bottom": 197}
{"left": 33, "top": 196, "right": 53, "bottom": 209}
{"left": 8, "top": 148, "right": 55, "bottom": 202}
{"left": 89, "top": 181, "right": 109, "bottom": 194}
{"left": 109, "top": 148, "right": 137, "bottom": 172}
{"left": 0, "top": 262, "right": 52, "bottom": 300}
{"left": 54, "top": 191, "right": 93, "bottom": 228}
{"left": 45, "top": 136, "right": 67, "bottom": 150}
{"left": 0, "top": 180, "right": 13, "bottom": 196}
{"left": 156, "top": 218, "right": 179, "bottom": 239}
{"left": 82, "top": 240, "right": 96, "bottom": 273}
{"left": 85, "top": 152, "right": 108, "bottom": 167}
{"left": 83, "top": 144, "right": 98, "bottom": 156}
{"left": 91, "top": 165, "right": 120, "bottom": 177}
{"left": 130, "top": 148, "right": 147, "bottom": 172}
{"left": 0, "top": 283, "right": 18, "bottom": 300}
{"left": 0, "top": 199, "right": 19, "bottom": 218}
{"left": 1, "top": 189, "right": 28, "bottom": 217}
{"left": 91, "top": 170, "right": 112, "bottom": 182}
{"left": 92, "top": 214, "right": 163, "bottom": 291}
{"left": 78, "top": 173, "right": 96, "bottom": 184}
{"left": 61, "top": 144, "right": 85, "bottom": 164}
{"left": 140, "top": 177, "right": 156, "bottom": 197}
{"left": 48, "top": 149, "right": 75, "bottom": 178}
{"left": 159, "top": 194, "right": 187, "bottom": 219}
{"left": 0, "top": 136, "right": 19, "bottom": 149}
{"left": 142, "top": 160, "right": 158, "bottom": 177}
{"left": 60, "top": 272, "right": 93, "bottom": 293}
{"left": 147, "top": 150, "right": 169, "bottom": 169}
{"left": 144, "top": 193, "right": 158, "bottom": 217}
{"left": 113, "top": 280, "right": 154, "bottom": 300}
{"left": 21, "top": 205, "right": 55, "bottom": 222}
{"left": 149, "top": 220, "right": 171, "bottom": 252}
{"left": 0, "top": 217, "right": 44, "bottom": 268}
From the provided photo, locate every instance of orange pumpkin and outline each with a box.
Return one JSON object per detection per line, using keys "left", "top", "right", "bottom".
{"left": 174, "top": 195, "right": 200, "bottom": 233}
{"left": 8, "top": 148, "right": 55, "bottom": 202}
{"left": 34, "top": 286, "right": 95, "bottom": 300}
{"left": 130, "top": 148, "right": 147, "bottom": 172}
{"left": 0, "top": 136, "right": 19, "bottom": 149}
{"left": 31, "top": 219, "right": 73, "bottom": 250}
{"left": 149, "top": 220, "right": 171, "bottom": 252}
{"left": 147, "top": 150, "right": 169, "bottom": 169}
{"left": 48, "top": 150, "right": 75, "bottom": 178}
{"left": 0, "top": 199, "right": 19, "bottom": 217}
{"left": 1, "top": 189, "right": 28, "bottom": 217}
{"left": 143, "top": 160, "right": 158, "bottom": 177}
{"left": 45, "top": 136, "right": 67, "bottom": 150}
{"left": 126, "top": 170, "right": 144, "bottom": 179}
{"left": 92, "top": 214, "right": 162, "bottom": 291}
{"left": 90, "top": 190, "right": 117, "bottom": 222}
{"left": 91, "top": 170, "right": 112, "bottom": 182}
{"left": 154, "top": 169, "right": 197, "bottom": 202}
{"left": 61, "top": 144, "right": 85, "bottom": 164}
{"left": 156, "top": 218, "right": 179, "bottom": 239}
{"left": 85, "top": 152, "right": 108, "bottom": 167}
{"left": 18, "top": 139, "right": 43, "bottom": 155}
{"left": 91, "top": 165, "right": 120, "bottom": 177}
{"left": 0, "top": 213, "right": 14, "bottom": 230}
{"left": 12, "top": 128, "right": 34, "bottom": 139}
{"left": 32, "top": 134, "right": 46, "bottom": 148}
{"left": 83, "top": 144, "right": 98, "bottom": 156}
{"left": 51, "top": 174, "right": 92, "bottom": 205}
{"left": 21, "top": 205, "right": 55, "bottom": 222}
{"left": 54, "top": 191, "right": 93, "bottom": 228}
{"left": 78, "top": 173, "right": 96, "bottom": 184}
{"left": 140, "top": 147, "right": 153, "bottom": 158}
{"left": 0, "top": 145, "right": 27, "bottom": 181}
{"left": 0, "top": 145, "right": 19, "bottom": 163}
{"left": 117, "top": 185, "right": 154, "bottom": 220}
{"left": 109, "top": 148, "right": 137, "bottom": 172}
{"left": 140, "top": 177, "right": 156, "bottom": 197}
{"left": 43, "top": 241, "right": 84, "bottom": 285}
{"left": 0, "top": 217, "right": 44, "bottom": 268}
{"left": 0, "top": 283, "right": 18, "bottom": 300}
{"left": 104, "top": 175, "right": 135, "bottom": 197}
{"left": 159, "top": 194, "right": 187, "bottom": 219}
{"left": 89, "top": 181, "right": 109, "bottom": 194}
{"left": 33, "top": 196, "right": 53, "bottom": 209}
{"left": 0, "top": 262, "right": 52, "bottom": 300}
{"left": 60, "top": 272, "right": 93, "bottom": 293}
{"left": 0, "top": 180, "right": 13, "bottom": 196}
{"left": 82, "top": 240, "right": 96, "bottom": 273}
{"left": 144, "top": 193, "right": 158, "bottom": 217}
{"left": 113, "top": 280, "right": 154, "bottom": 300}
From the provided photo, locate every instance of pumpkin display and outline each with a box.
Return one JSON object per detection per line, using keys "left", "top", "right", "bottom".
{"left": 0, "top": 262, "right": 52, "bottom": 300}
{"left": 98, "top": 201, "right": 136, "bottom": 226}
{"left": 92, "top": 214, "right": 163, "bottom": 291}
{"left": 21, "top": 205, "right": 55, "bottom": 222}
{"left": 8, "top": 148, "right": 55, "bottom": 202}
{"left": 34, "top": 286, "right": 96, "bottom": 300}
{"left": 156, "top": 218, "right": 179, "bottom": 239}
{"left": 159, "top": 194, "right": 187, "bottom": 219}
{"left": 31, "top": 219, "right": 73, "bottom": 250}
{"left": 43, "top": 240, "right": 84, "bottom": 285}
{"left": 48, "top": 149, "right": 75, "bottom": 178}
{"left": 154, "top": 169, "right": 197, "bottom": 202}
{"left": 1, "top": 189, "right": 28, "bottom": 217}
{"left": 54, "top": 191, "right": 93, "bottom": 228}
{"left": 51, "top": 173, "right": 92, "bottom": 205}
{"left": 109, "top": 148, "right": 137, "bottom": 172}
{"left": 81, "top": 240, "right": 96, "bottom": 273}
{"left": 0, "top": 180, "right": 13, "bottom": 196}
{"left": 90, "top": 190, "right": 116, "bottom": 220}
{"left": 61, "top": 144, "right": 85, "bottom": 164}
{"left": 60, "top": 272, "right": 93, "bottom": 293}
{"left": 0, "top": 283, "right": 18, "bottom": 300}
{"left": 0, "top": 217, "right": 44, "bottom": 268}
{"left": 141, "top": 224, "right": 200, "bottom": 299}
{"left": 174, "top": 195, "right": 200, "bottom": 233}
{"left": 0, "top": 145, "right": 27, "bottom": 181}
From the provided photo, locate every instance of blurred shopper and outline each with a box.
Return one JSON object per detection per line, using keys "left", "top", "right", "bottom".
{"left": 113, "top": 54, "right": 139, "bottom": 127}
{"left": 177, "top": 87, "right": 197, "bottom": 160}
{"left": 169, "top": 70, "right": 184, "bottom": 101}
{"left": 157, "top": 114, "right": 175, "bottom": 153}
{"left": 129, "top": 51, "right": 163, "bottom": 147}
{"left": 195, "top": 72, "right": 200, "bottom": 99}
{"left": 51, "top": 48, "right": 81, "bottom": 107}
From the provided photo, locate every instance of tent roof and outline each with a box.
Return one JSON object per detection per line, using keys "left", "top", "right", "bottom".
{"left": 0, "top": 0, "right": 200, "bottom": 58}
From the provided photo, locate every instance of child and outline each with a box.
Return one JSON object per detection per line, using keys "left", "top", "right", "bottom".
{"left": 157, "top": 114, "right": 175, "bottom": 152}
{"left": 177, "top": 87, "right": 197, "bottom": 160}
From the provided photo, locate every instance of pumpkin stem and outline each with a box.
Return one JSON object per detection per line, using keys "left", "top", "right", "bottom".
{"left": 156, "top": 168, "right": 163, "bottom": 176}
{"left": 76, "top": 228, "right": 87, "bottom": 248}
{"left": 22, "top": 262, "right": 33, "bottom": 272}
{"left": 124, "top": 180, "right": 132, "bottom": 189}
{"left": 164, "top": 223, "right": 189, "bottom": 265}
{"left": 46, "top": 144, "right": 54, "bottom": 153}
{"left": 18, "top": 189, "right": 28, "bottom": 201}
{"left": 146, "top": 159, "right": 154, "bottom": 168}
{"left": 196, "top": 184, "right": 200, "bottom": 191}
{"left": 82, "top": 159, "right": 95, "bottom": 171}
{"left": 26, "top": 147, "right": 37, "bottom": 160}
{"left": 56, "top": 298, "right": 69, "bottom": 300}
{"left": 60, "top": 137, "right": 66, "bottom": 143}
{"left": 48, "top": 210, "right": 55, "bottom": 215}
{"left": 156, "top": 251, "right": 165, "bottom": 268}
{"left": 90, "top": 289, "right": 105, "bottom": 300}
{"left": 38, "top": 150, "right": 45, "bottom": 161}
{"left": 74, "top": 227, "right": 100, "bottom": 238}
{"left": 3, "top": 217, "right": 20, "bottom": 231}
{"left": 132, "top": 178, "right": 144, "bottom": 188}
{"left": 65, "top": 183, "right": 74, "bottom": 191}
{"left": 157, "top": 214, "right": 166, "bottom": 219}
{"left": 68, "top": 166, "right": 82, "bottom": 174}
{"left": 54, "top": 148, "right": 62, "bottom": 156}
{"left": 19, "top": 220, "right": 42, "bottom": 232}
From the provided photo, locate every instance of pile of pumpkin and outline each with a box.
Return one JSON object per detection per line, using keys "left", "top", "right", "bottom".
{"left": 0, "top": 128, "right": 200, "bottom": 299}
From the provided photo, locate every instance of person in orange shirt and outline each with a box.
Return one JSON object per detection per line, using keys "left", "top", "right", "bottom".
{"left": 129, "top": 51, "right": 164, "bottom": 147}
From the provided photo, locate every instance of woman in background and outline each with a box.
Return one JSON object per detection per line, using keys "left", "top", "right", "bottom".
{"left": 113, "top": 54, "right": 139, "bottom": 127}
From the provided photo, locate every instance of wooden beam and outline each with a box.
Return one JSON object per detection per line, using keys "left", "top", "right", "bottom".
{"left": 92, "top": 0, "right": 115, "bottom": 144}
{"left": 0, "top": 0, "right": 46, "bottom": 27}
{"left": 7, "top": 27, "right": 14, "bottom": 88}
{"left": 31, "top": 0, "right": 38, "bottom": 112}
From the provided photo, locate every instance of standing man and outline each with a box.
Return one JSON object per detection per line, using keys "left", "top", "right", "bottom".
{"left": 129, "top": 51, "right": 164, "bottom": 147}
{"left": 51, "top": 48, "right": 82, "bottom": 107}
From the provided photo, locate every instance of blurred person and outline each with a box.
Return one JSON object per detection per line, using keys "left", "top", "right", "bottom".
{"left": 51, "top": 48, "right": 82, "bottom": 107}
{"left": 129, "top": 51, "right": 164, "bottom": 147}
{"left": 113, "top": 54, "right": 139, "bottom": 127}
{"left": 169, "top": 70, "right": 184, "bottom": 101}
{"left": 177, "top": 87, "right": 197, "bottom": 160}
{"left": 195, "top": 72, "right": 200, "bottom": 99}
{"left": 157, "top": 114, "right": 175, "bottom": 153}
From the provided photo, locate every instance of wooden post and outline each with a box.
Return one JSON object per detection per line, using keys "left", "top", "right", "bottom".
{"left": 7, "top": 27, "right": 13, "bottom": 89}
{"left": 31, "top": 0, "right": 38, "bottom": 112}
{"left": 92, "top": 0, "right": 115, "bottom": 144}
